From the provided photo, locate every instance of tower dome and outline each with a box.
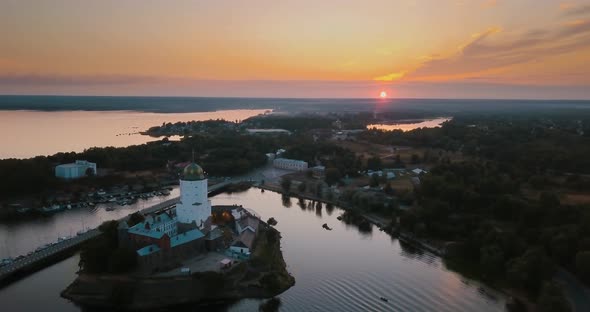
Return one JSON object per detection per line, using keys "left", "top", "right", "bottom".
{"left": 182, "top": 163, "right": 205, "bottom": 181}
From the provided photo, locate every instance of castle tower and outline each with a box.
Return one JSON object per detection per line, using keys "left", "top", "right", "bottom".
{"left": 176, "top": 162, "right": 211, "bottom": 229}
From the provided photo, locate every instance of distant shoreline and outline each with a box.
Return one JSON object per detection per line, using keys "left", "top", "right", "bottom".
{"left": 1, "top": 95, "right": 589, "bottom": 114}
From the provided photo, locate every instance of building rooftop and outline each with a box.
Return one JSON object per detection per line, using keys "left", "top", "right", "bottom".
{"left": 238, "top": 230, "right": 256, "bottom": 249}
{"left": 183, "top": 162, "right": 205, "bottom": 181}
{"left": 231, "top": 240, "right": 249, "bottom": 248}
{"left": 56, "top": 160, "right": 95, "bottom": 168}
{"left": 238, "top": 215, "right": 260, "bottom": 234}
{"left": 170, "top": 229, "right": 205, "bottom": 248}
{"left": 128, "top": 222, "right": 168, "bottom": 239}
{"left": 137, "top": 244, "right": 160, "bottom": 257}
{"left": 206, "top": 227, "right": 224, "bottom": 241}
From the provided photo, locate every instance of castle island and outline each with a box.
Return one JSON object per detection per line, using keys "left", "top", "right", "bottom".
{"left": 62, "top": 162, "right": 294, "bottom": 310}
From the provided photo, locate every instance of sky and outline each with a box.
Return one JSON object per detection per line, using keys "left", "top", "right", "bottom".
{"left": 1, "top": 0, "right": 590, "bottom": 99}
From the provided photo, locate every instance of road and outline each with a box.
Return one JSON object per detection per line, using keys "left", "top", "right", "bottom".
{"left": 0, "top": 229, "right": 99, "bottom": 277}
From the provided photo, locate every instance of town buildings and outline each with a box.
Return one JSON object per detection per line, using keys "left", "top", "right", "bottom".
{"left": 273, "top": 158, "right": 308, "bottom": 171}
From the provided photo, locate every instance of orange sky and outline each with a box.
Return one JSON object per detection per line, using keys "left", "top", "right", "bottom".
{"left": 1, "top": 0, "right": 590, "bottom": 98}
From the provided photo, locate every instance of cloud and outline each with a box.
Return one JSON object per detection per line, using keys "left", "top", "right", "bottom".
{"left": 0, "top": 74, "right": 162, "bottom": 86}
{"left": 482, "top": 0, "right": 497, "bottom": 8}
{"left": 373, "top": 70, "right": 408, "bottom": 82}
{"left": 405, "top": 17, "right": 590, "bottom": 81}
{"left": 562, "top": 4, "right": 590, "bottom": 17}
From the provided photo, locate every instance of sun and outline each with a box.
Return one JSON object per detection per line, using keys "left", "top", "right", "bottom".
{"left": 379, "top": 91, "right": 387, "bottom": 98}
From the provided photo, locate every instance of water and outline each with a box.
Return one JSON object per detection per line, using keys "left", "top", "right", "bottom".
{"left": 367, "top": 117, "right": 451, "bottom": 131}
{"left": 0, "top": 189, "right": 506, "bottom": 311}
{"left": 0, "top": 188, "right": 180, "bottom": 258}
{"left": 0, "top": 109, "right": 267, "bottom": 159}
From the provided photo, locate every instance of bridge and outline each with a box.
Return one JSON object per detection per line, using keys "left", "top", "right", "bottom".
{"left": 0, "top": 180, "right": 236, "bottom": 288}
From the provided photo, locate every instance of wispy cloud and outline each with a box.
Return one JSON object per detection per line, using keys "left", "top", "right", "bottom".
{"left": 402, "top": 12, "right": 590, "bottom": 81}
{"left": 561, "top": 4, "right": 590, "bottom": 17}
{"left": 482, "top": 0, "right": 497, "bottom": 8}
{"left": 0, "top": 74, "right": 162, "bottom": 86}
{"left": 373, "top": 70, "right": 408, "bottom": 82}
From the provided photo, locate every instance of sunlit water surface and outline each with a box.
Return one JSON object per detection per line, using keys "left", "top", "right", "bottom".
{"left": 0, "top": 189, "right": 505, "bottom": 311}
{"left": 0, "top": 109, "right": 267, "bottom": 159}
{"left": 367, "top": 117, "right": 451, "bottom": 131}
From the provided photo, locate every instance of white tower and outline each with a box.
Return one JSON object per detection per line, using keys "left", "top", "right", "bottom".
{"left": 176, "top": 162, "right": 211, "bottom": 229}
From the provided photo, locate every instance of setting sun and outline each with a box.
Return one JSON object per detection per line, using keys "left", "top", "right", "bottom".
{"left": 380, "top": 91, "right": 387, "bottom": 98}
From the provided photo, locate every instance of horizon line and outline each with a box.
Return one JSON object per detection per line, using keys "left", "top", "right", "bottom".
{"left": 1, "top": 94, "right": 589, "bottom": 102}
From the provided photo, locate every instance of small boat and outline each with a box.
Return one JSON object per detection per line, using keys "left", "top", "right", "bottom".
{"left": 380, "top": 297, "right": 388, "bottom": 302}
{"left": 106, "top": 206, "right": 116, "bottom": 211}
{"left": 322, "top": 223, "right": 333, "bottom": 231}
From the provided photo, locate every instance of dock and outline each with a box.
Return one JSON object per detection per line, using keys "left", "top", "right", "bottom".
{"left": 0, "top": 180, "right": 235, "bottom": 288}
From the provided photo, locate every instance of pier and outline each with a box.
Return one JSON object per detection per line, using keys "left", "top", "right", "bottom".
{"left": 0, "top": 180, "right": 236, "bottom": 288}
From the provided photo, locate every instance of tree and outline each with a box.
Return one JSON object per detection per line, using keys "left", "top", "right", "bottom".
{"left": 506, "top": 247, "right": 554, "bottom": 294}
{"left": 128, "top": 212, "right": 145, "bottom": 227}
{"left": 367, "top": 156, "right": 382, "bottom": 170}
{"left": 85, "top": 167, "right": 95, "bottom": 177}
{"left": 107, "top": 248, "right": 138, "bottom": 273}
{"left": 325, "top": 168, "right": 341, "bottom": 186}
{"left": 297, "top": 181, "right": 307, "bottom": 193}
{"left": 383, "top": 182, "right": 393, "bottom": 195}
{"left": 281, "top": 178, "right": 292, "bottom": 192}
{"left": 537, "top": 282, "right": 571, "bottom": 312}
{"left": 575, "top": 251, "right": 590, "bottom": 283}
{"left": 315, "top": 182, "right": 323, "bottom": 198}
{"left": 370, "top": 173, "right": 380, "bottom": 187}
{"left": 480, "top": 245, "right": 505, "bottom": 277}
{"left": 394, "top": 154, "right": 403, "bottom": 166}
{"left": 411, "top": 154, "right": 420, "bottom": 164}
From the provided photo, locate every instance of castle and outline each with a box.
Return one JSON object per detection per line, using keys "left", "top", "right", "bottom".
{"left": 122, "top": 162, "right": 259, "bottom": 271}
{"left": 122, "top": 162, "right": 219, "bottom": 270}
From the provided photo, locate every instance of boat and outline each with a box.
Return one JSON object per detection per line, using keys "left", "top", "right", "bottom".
{"left": 380, "top": 297, "right": 388, "bottom": 302}
{"left": 106, "top": 206, "right": 116, "bottom": 211}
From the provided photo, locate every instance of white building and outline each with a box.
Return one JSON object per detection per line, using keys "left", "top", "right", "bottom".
{"left": 175, "top": 162, "right": 211, "bottom": 229}
{"left": 273, "top": 158, "right": 308, "bottom": 171}
{"left": 55, "top": 160, "right": 97, "bottom": 179}
{"left": 412, "top": 168, "right": 427, "bottom": 175}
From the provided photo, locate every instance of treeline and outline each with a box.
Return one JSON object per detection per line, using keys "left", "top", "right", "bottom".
{"left": 399, "top": 160, "right": 589, "bottom": 308}
{"left": 360, "top": 114, "right": 590, "bottom": 174}
{"left": 79, "top": 220, "right": 137, "bottom": 274}
{"left": 243, "top": 115, "right": 335, "bottom": 131}
{"left": 0, "top": 133, "right": 282, "bottom": 200}
{"left": 282, "top": 140, "right": 360, "bottom": 178}
{"left": 143, "top": 119, "right": 237, "bottom": 137}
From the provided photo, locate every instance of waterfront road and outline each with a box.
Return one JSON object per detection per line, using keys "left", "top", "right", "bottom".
{"left": 0, "top": 229, "right": 99, "bottom": 277}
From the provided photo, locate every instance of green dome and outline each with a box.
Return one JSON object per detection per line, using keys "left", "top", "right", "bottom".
{"left": 182, "top": 163, "right": 205, "bottom": 181}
